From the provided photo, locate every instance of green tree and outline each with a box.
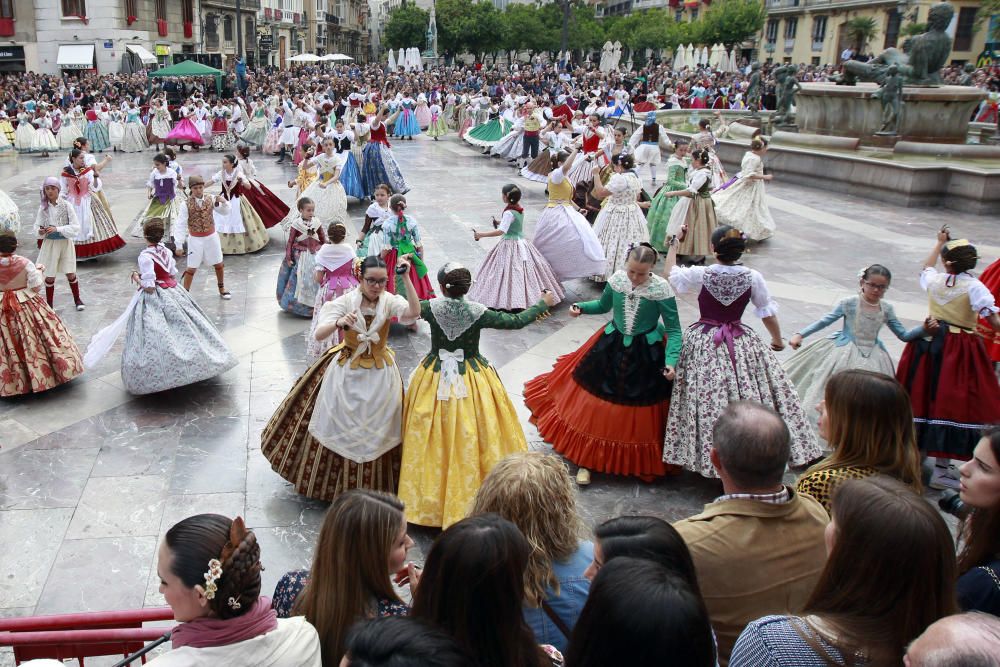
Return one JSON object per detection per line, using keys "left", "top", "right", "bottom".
{"left": 464, "top": 1, "right": 505, "bottom": 61}
{"left": 975, "top": 1, "right": 1000, "bottom": 41}
{"left": 900, "top": 21, "right": 927, "bottom": 38}
{"left": 844, "top": 16, "right": 879, "bottom": 52}
{"left": 383, "top": 2, "right": 429, "bottom": 51}
{"left": 435, "top": 0, "right": 474, "bottom": 59}
{"left": 698, "top": 0, "right": 766, "bottom": 46}
{"left": 567, "top": 3, "right": 605, "bottom": 54}
{"left": 502, "top": 4, "right": 556, "bottom": 61}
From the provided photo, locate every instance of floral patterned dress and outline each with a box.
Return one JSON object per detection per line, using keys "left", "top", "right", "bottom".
{"left": 663, "top": 264, "right": 820, "bottom": 477}
{"left": 271, "top": 569, "right": 410, "bottom": 619}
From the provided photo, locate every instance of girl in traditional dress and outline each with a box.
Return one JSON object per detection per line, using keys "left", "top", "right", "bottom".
{"left": 469, "top": 184, "right": 564, "bottom": 311}
{"left": 564, "top": 115, "right": 607, "bottom": 186}
{"left": 426, "top": 98, "right": 448, "bottom": 140}
{"left": 979, "top": 257, "right": 1000, "bottom": 367}
{"left": 261, "top": 255, "right": 421, "bottom": 501}
{"left": 57, "top": 106, "right": 84, "bottom": 149}
{"left": 212, "top": 154, "right": 270, "bottom": 255}
{"left": 588, "top": 153, "right": 649, "bottom": 283}
{"left": 380, "top": 194, "right": 435, "bottom": 303}
{"left": 712, "top": 136, "right": 775, "bottom": 242}
{"left": 83, "top": 220, "right": 237, "bottom": 395}
{"left": 121, "top": 102, "right": 149, "bottom": 153}
{"left": 526, "top": 244, "right": 682, "bottom": 485}
{"left": 394, "top": 94, "right": 420, "bottom": 140}
{"left": 148, "top": 97, "right": 173, "bottom": 151}
{"left": 63, "top": 145, "right": 124, "bottom": 260}
{"left": 83, "top": 106, "right": 110, "bottom": 153}
{"left": 646, "top": 140, "right": 689, "bottom": 253}
{"left": 520, "top": 120, "right": 565, "bottom": 183}
{"left": 107, "top": 107, "right": 126, "bottom": 151}
{"left": 0, "top": 188, "right": 18, "bottom": 232}
{"left": 14, "top": 107, "right": 37, "bottom": 153}
{"left": 287, "top": 146, "right": 317, "bottom": 200}
{"left": 240, "top": 99, "right": 271, "bottom": 148}
{"left": 690, "top": 116, "right": 728, "bottom": 189}
{"left": 35, "top": 176, "right": 84, "bottom": 310}
{"left": 31, "top": 109, "right": 58, "bottom": 157}
{"left": 327, "top": 118, "right": 364, "bottom": 201}
{"left": 300, "top": 137, "right": 349, "bottom": 231}
{"left": 262, "top": 106, "right": 284, "bottom": 155}
{"left": 135, "top": 153, "right": 181, "bottom": 244}
{"left": 414, "top": 93, "right": 432, "bottom": 130}
{"left": 629, "top": 112, "right": 671, "bottom": 185}
{"left": 210, "top": 101, "right": 233, "bottom": 152}
{"left": 465, "top": 102, "right": 509, "bottom": 153}
{"left": 359, "top": 184, "right": 391, "bottom": 258}
{"left": 896, "top": 229, "right": 1000, "bottom": 489}
{"left": 306, "top": 222, "right": 360, "bottom": 358}
{"left": 662, "top": 148, "right": 717, "bottom": 264}
{"left": 358, "top": 107, "right": 409, "bottom": 198}
{"left": 491, "top": 116, "right": 524, "bottom": 163}
{"left": 277, "top": 197, "right": 327, "bottom": 318}
{"left": 0, "top": 109, "right": 15, "bottom": 145}
{"left": 0, "top": 231, "right": 84, "bottom": 397}
{"left": 398, "top": 264, "right": 556, "bottom": 528}
{"left": 786, "top": 264, "right": 927, "bottom": 433}
{"left": 531, "top": 148, "right": 607, "bottom": 281}
{"left": 662, "top": 226, "right": 821, "bottom": 478}
{"left": 165, "top": 102, "right": 204, "bottom": 149}
{"left": 234, "top": 144, "right": 290, "bottom": 229}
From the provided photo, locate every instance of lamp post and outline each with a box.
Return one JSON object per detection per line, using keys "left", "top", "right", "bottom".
{"left": 235, "top": 0, "right": 244, "bottom": 59}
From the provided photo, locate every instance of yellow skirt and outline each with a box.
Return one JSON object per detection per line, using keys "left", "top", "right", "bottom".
{"left": 398, "top": 362, "right": 527, "bottom": 528}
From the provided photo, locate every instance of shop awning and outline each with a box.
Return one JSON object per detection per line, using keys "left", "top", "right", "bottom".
{"left": 57, "top": 44, "right": 95, "bottom": 70}
{"left": 126, "top": 44, "right": 157, "bottom": 65}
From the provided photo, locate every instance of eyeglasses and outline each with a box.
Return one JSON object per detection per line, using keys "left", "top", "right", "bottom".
{"left": 863, "top": 281, "right": 889, "bottom": 292}
{"left": 364, "top": 277, "right": 388, "bottom": 287}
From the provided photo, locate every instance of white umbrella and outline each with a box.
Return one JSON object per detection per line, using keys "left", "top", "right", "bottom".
{"left": 327, "top": 53, "right": 353, "bottom": 61}
{"left": 685, "top": 44, "right": 695, "bottom": 68}
{"left": 710, "top": 43, "right": 722, "bottom": 68}
{"left": 699, "top": 46, "right": 709, "bottom": 66}
{"left": 672, "top": 46, "right": 685, "bottom": 71}
{"left": 408, "top": 47, "right": 421, "bottom": 71}
{"left": 388, "top": 49, "right": 396, "bottom": 71}
{"left": 727, "top": 49, "right": 737, "bottom": 73}
{"left": 288, "top": 53, "right": 320, "bottom": 62}
{"left": 397, "top": 48, "right": 405, "bottom": 71}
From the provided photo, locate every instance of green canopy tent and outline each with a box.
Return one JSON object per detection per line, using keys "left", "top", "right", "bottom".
{"left": 147, "top": 59, "right": 224, "bottom": 96}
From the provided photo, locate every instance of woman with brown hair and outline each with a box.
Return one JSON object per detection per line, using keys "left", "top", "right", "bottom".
{"left": 271, "top": 490, "right": 414, "bottom": 667}
{"left": 795, "top": 369, "right": 922, "bottom": 512}
{"left": 956, "top": 425, "right": 1000, "bottom": 615}
{"left": 730, "top": 476, "right": 958, "bottom": 666}
{"left": 149, "top": 514, "right": 321, "bottom": 666}
{"left": 470, "top": 452, "right": 591, "bottom": 653}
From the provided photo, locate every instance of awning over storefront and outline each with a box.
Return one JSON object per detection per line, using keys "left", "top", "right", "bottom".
{"left": 57, "top": 44, "right": 95, "bottom": 70}
{"left": 126, "top": 44, "right": 158, "bottom": 65}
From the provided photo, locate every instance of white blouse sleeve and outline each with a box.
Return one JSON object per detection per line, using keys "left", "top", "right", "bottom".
{"left": 668, "top": 265, "right": 706, "bottom": 294}
{"left": 24, "top": 260, "right": 44, "bottom": 291}
{"left": 606, "top": 173, "right": 628, "bottom": 195}
{"left": 686, "top": 169, "right": 710, "bottom": 194}
{"left": 918, "top": 266, "right": 938, "bottom": 292}
{"left": 387, "top": 293, "right": 411, "bottom": 319}
{"left": 317, "top": 293, "right": 352, "bottom": 326}
{"left": 749, "top": 269, "right": 780, "bottom": 318}
{"left": 137, "top": 252, "right": 156, "bottom": 289}
{"left": 498, "top": 210, "right": 515, "bottom": 233}
{"left": 549, "top": 166, "right": 566, "bottom": 184}
{"left": 969, "top": 279, "right": 999, "bottom": 316}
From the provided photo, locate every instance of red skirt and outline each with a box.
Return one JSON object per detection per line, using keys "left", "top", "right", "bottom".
{"left": 897, "top": 327, "right": 1000, "bottom": 459}
{"left": 633, "top": 101, "right": 657, "bottom": 112}
{"left": 385, "top": 248, "right": 435, "bottom": 301}
{"left": 211, "top": 117, "right": 228, "bottom": 135}
{"left": 979, "top": 258, "right": 1000, "bottom": 363}
{"left": 234, "top": 181, "right": 290, "bottom": 229}
{"left": 524, "top": 328, "right": 669, "bottom": 478}
{"left": 551, "top": 104, "right": 573, "bottom": 126}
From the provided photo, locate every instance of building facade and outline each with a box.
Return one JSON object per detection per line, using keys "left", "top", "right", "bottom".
{"left": 757, "top": 0, "right": 995, "bottom": 67}
{"left": 325, "top": 0, "right": 370, "bottom": 61}
{"left": 200, "top": 0, "right": 261, "bottom": 69}
{"left": 257, "top": 0, "right": 306, "bottom": 68}
{"left": 0, "top": 0, "right": 201, "bottom": 75}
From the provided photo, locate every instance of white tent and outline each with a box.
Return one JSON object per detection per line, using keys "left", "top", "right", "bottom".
{"left": 288, "top": 53, "right": 320, "bottom": 62}
{"left": 388, "top": 49, "right": 396, "bottom": 71}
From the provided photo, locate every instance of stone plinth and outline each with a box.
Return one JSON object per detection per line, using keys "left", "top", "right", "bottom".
{"left": 796, "top": 83, "right": 986, "bottom": 145}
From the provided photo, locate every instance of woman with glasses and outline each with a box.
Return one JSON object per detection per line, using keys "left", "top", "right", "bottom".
{"left": 261, "top": 255, "right": 421, "bottom": 502}
{"left": 785, "top": 264, "right": 927, "bottom": 435}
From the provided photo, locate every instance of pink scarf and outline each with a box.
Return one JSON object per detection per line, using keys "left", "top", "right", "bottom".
{"left": 171, "top": 597, "right": 279, "bottom": 650}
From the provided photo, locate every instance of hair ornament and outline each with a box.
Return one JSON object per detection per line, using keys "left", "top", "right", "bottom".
{"left": 944, "top": 238, "right": 976, "bottom": 256}
{"left": 227, "top": 596, "right": 242, "bottom": 610}
{"left": 203, "top": 559, "right": 223, "bottom": 600}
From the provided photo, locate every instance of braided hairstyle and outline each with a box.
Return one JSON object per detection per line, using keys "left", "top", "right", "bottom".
{"left": 437, "top": 262, "right": 472, "bottom": 298}
{"left": 143, "top": 219, "right": 166, "bottom": 244}
{"left": 164, "top": 514, "right": 263, "bottom": 620}
{"left": 328, "top": 222, "right": 348, "bottom": 244}
{"left": 627, "top": 242, "right": 658, "bottom": 265}
{"left": 690, "top": 148, "right": 711, "bottom": 167}
{"left": 612, "top": 152, "right": 635, "bottom": 170}
{"left": 711, "top": 225, "right": 747, "bottom": 263}
{"left": 940, "top": 242, "right": 978, "bottom": 274}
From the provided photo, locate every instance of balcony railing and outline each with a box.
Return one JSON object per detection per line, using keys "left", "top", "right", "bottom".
{"left": 206, "top": 33, "right": 220, "bottom": 50}
{"left": 811, "top": 39, "right": 824, "bottom": 51}
{"left": 201, "top": 0, "right": 261, "bottom": 10}
{"left": 784, "top": 38, "right": 794, "bottom": 52}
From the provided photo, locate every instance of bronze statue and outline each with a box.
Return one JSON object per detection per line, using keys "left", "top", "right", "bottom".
{"left": 772, "top": 65, "right": 801, "bottom": 125}
{"left": 835, "top": 2, "right": 954, "bottom": 86}
{"left": 958, "top": 63, "right": 976, "bottom": 86}
{"left": 746, "top": 62, "right": 762, "bottom": 115}
{"left": 874, "top": 64, "right": 903, "bottom": 134}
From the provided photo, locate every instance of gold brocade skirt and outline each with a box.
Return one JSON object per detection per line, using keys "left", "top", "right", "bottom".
{"left": 398, "top": 362, "right": 527, "bottom": 528}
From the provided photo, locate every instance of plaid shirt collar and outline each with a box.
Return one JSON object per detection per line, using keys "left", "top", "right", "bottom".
{"left": 713, "top": 486, "right": 792, "bottom": 505}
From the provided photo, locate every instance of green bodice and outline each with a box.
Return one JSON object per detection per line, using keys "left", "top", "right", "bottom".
{"left": 503, "top": 210, "right": 524, "bottom": 240}
{"left": 576, "top": 272, "right": 683, "bottom": 367}
{"left": 420, "top": 297, "right": 549, "bottom": 373}
{"left": 666, "top": 161, "right": 688, "bottom": 190}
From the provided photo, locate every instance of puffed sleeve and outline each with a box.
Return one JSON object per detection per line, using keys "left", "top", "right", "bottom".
{"left": 686, "top": 169, "right": 709, "bottom": 194}
{"left": 386, "top": 293, "right": 413, "bottom": 320}
{"left": 750, "top": 269, "right": 779, "bottom": 318}
{"left": 497, "top": 210, "right": 515, "bottom": 234}
{"left": 606, "top": 173, "right": 628, "bottom": 194}
{"left": 317, "top": 291, "right": 354, "bottom": 327}
{"left": 968, "top": 279, "right": 999, "bottom": 317}
{"left": 918, "top": 266, "right": 938, "bottom": 291}
{"left": 137, "top": 252, "right": 156, "bottom": 289}
{"left": 667, "top": 265, "right": 706, "bottom": 295}
{"left": 549, "top": 166, "right": 566, "bottom": 184}
{"left": 24, "top": 259, "right": 44, "bottom": 291}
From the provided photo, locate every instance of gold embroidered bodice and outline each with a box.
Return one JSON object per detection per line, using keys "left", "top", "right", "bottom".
{"left": 335, "top": 314, "right": 395, "bottom": 369}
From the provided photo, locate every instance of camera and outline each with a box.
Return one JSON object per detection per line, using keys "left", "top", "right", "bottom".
{"left": 938, "top": 491, "right": 968, "bottom": 519}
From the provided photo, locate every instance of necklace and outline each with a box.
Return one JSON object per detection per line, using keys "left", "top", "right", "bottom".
{"left": 860, "top": 293, "right": 881, "bottom": 308}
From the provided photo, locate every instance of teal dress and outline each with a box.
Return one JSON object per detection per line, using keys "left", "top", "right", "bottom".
{"left": 646, "top": 155, "right": 688, "bottom": 252}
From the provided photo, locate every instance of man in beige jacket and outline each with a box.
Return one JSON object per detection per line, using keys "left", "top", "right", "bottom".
{"left": 674, "top": 401, "right": 829, "bottom": 666}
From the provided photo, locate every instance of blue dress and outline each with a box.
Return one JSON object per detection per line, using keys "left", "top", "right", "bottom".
{"left": 360, "top": 122, "right": 409, "bottom": 198}
{"left": 394, "top": 100, "right": 421, "bottom": 138}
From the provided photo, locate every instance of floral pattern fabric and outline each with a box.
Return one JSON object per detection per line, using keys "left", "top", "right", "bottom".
{"left": 271, "top": 569, "right": 410, "bottom": 619}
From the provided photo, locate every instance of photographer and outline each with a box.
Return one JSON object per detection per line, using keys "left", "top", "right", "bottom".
{"left": 956, "top": 425, "right": 1000, "bottom": 615}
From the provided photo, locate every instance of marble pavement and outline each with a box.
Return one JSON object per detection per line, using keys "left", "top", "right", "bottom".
{"left": 0, "top": 131, "right": 996, "bottom": 649}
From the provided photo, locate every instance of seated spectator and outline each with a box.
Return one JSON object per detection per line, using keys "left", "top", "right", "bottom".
{"left": 564, "top": 557, "right": 716, "bottom": 667}
{"left": 956, "top": 426, "right": 1000, "bottom": 615}
{"left": 731, "top": 476, "right": 957, "bottom": 666}
{"left": 470, "top": 452, "right": 592, "bottom": 652}
{"left": 342, "top": 616, "right": 470, "bottom": 667}
{"left": 271, "top": 491, "right": 412, "bottom": 666}
{"left": 796, "top": 370, "right": 922, "bottom": 511}
{"left": 673, "top": 401, "right": 829, "bottom": 665}
{"left": 149, "top": 514, "right": 321, "bottom": 666}
{"left": 411, "top": 514, "right": 562, "bottom": 667}
{"left": 904, "top": 612, "right": 1000, "bottom": 667}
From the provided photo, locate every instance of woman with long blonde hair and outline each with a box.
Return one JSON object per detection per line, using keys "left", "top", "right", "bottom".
{"left": 796, "top": 369, "right": 922, "bottom": 512}
{"left": 270, "top": 490, "right": 414, "bottom": 667}
{"left": 470, "top": 452, "right": 590, "bottom": 653}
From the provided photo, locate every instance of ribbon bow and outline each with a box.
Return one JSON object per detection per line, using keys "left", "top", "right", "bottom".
{"left": 698, "top": 318, "right": 746, "bottom": 369}
{"left": 351, "top": 328, "right": 381, "bottom": 361}
{"left": 437, "top": 349, "right": 468, "bottom": 401}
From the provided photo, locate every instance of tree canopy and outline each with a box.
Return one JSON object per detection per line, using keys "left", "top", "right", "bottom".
{"left": 383, "top": 2, "right": 429, "bottom": 51}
